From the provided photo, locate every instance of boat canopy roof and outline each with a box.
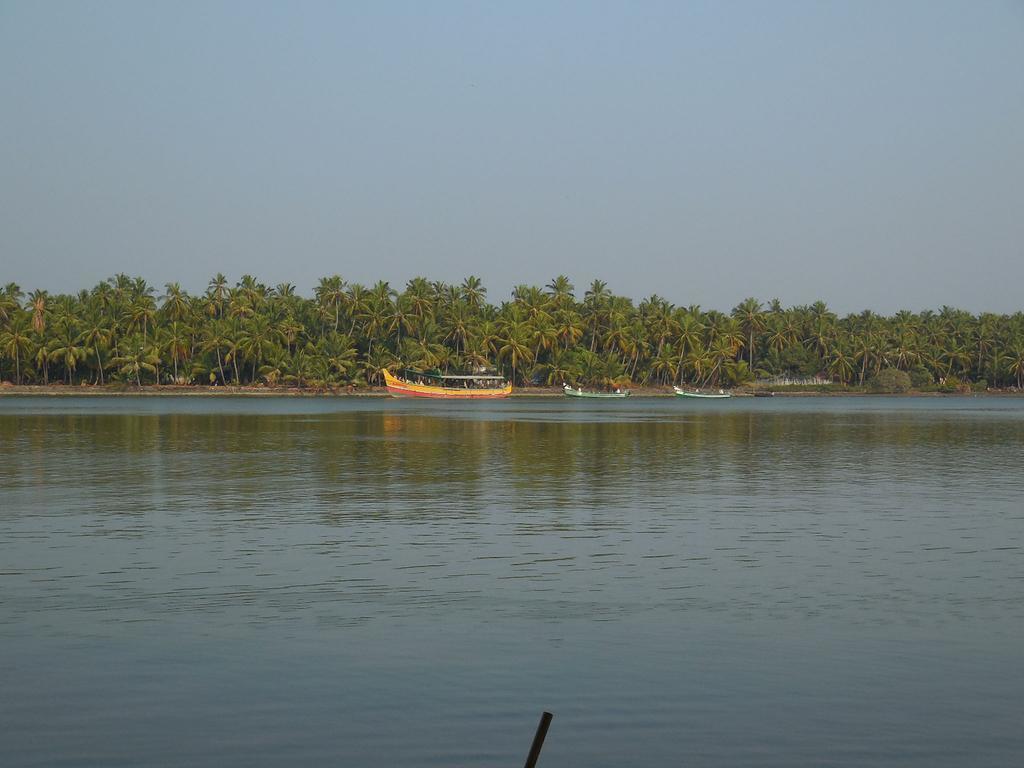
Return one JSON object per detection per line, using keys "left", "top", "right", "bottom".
{"left": 399, "top": 368, "right": 505, "bottom": 381}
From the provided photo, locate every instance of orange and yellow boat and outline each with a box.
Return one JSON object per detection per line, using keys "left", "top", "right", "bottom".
{"left": 383, "top": 368, "right": 512, "bottom": 399}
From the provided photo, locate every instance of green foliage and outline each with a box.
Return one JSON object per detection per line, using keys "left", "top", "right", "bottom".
{"left": 939, "top": 375, "right": 966, "bottom": 393}
{"left": 761, "top": 344, "right": 820, "bottom": 377}
{"left": 1, "top": 274, "right": 1023, "bottom": 392}
{"left": 869, "top": 368, "right": 913, "bottom": 393}
{"left": 908, "top": 365, "right": 933, "bottom": 389}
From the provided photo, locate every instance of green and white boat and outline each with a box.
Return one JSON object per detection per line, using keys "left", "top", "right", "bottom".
{"left": 563, "top": 384, "right": 630, "bottom": 398}
{"left": 673, "top": 386, "right": 731, "bottom": 399}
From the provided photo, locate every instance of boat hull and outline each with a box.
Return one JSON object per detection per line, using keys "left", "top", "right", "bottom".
{"left": 383, "top": 369, "right": 511, "bottom": 399}
{"left": 563, "top": 387, "right": 629, "bottom": 398}
{"left": 673, "top": 387, "right": 731, "bottom": 399}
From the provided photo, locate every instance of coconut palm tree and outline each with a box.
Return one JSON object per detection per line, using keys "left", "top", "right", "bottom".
{"left": 77, "top": 312, "right": 111, "bottom": 384}
{"left": 496, "top": 320, "right": 533, "bottom": 385}
{"left": 827, "top": 346, "right": 855, "bottom": 384}
{"left": 545, "top": 275, "right": 575, "bottom": 307}
{"left": 554, "top": 309, "right": 584, "bottom": 352}
{"left": 648, "top": 346, "right": 678, "bottom": 386}
{"left": 460, "top": 276, "right": 487, "bottom": 309}
{"left": 28, "top": 290, "right": 48, "bottom": 334}
{"left": 202, "top": 320, "right": 232, "bottom": 384}
{"left": 239, "top": 315, "right": 281, "bottom": 383}
{"left": 206, "top": 273, "right": 230, "bottom": 318}
{"left": 0, "top": 283, "right": 23, "bottom": 327}
{"left": 47, "top": 318, "right": 86, "bottom": 384}
{"left": 161, "top": 283, "right": 191, "bottom": 323}
{"left": 111, "top": 341, "right": 160, "bottom": 387}
{"left": 360, "top": 346, "right": 397, "bottom": 386}
{"left": 583, "top": 279, "right": 610, "bottom": 352}
{"left": 1007, "top": 343, "right": 1024, "bottom": 389}
{"left": 0, "top": 314, "right": 31, "bottom": 383}
{"left": 732, "top": 297, "right": 766, "bottom": 367}
{"left": 258, "top": 347, "right": 291, "bottom": 386}
{"left": 161, "top": 321, "right": 193, "bottom": 384}
{"left": 534, "top": 347, "right": 580, "bottom": 386}
{"left": 315, "top": 275, "right": 347, "bottom": 333}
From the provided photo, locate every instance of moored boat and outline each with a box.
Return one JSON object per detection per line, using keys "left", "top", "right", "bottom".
{"left": 383, "top": 368, "right": 511, "bottom": 399}
{"left": 673, "top": 386, "right": 731, "bottom": 399}
{"left": 563, "top": 384, "right": 630, "bottom": 398}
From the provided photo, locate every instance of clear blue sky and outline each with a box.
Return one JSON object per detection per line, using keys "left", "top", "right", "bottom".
{"left": 2, "top": 1, "right": 1022, "bottom": 313}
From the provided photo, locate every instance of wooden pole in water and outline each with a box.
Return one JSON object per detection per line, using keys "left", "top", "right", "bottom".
{"left": 523, "top": 711, "right": 553, "bottom": 768}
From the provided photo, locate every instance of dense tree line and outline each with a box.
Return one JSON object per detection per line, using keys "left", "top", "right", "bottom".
{"left": 1, "top": 274, "right": 1023, "bottom": 390}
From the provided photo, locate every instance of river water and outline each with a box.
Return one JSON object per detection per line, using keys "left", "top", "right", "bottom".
{"left": 1, "top": 395, "right": 1023, "bottom": 767}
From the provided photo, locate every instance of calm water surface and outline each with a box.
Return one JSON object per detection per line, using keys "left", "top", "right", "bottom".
{"left": 2, "top": 396, "right": 1023, "bottom": 767}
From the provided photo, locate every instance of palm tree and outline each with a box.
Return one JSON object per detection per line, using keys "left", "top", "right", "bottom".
{"left": 202, "top": 320, "right": 232, "bottom": 384}
{"left": 320, "top": 333, "right": 358, "bottom": 382}
{"left": 496, "top": 320, "right": 533, "bottom": 385}
{"left": 576, "top": 349, "right": 605, "bottom": 386}
{"left": 732, "top": 297, "right": 766, "bottom": 368}
{"left": 47, "top": 320, "right": 87, "bottom": 384}
{"left": 259, "top": 347, "right": 291, "bottom": 386}
{"left": 528, "top": 317, "right": 559, "bottom": 366}
{"left": 161, "top": 321, "right": 193, "bottom": 384}
{"left": 28, "top": 290, "right": 48, "bottom": 334}
{"left": 1006, "top": 343, "right": 1024, "bottom": 389}
{"left": 891, "top": 332, "right": 919, "bottom": 371}
{"left": 239, "top": 316, "right": 281, "bottom": 383}
{"left": 77, "top": 312, "right": 111, "bottom": 384}
{"left": 345, "top": 284, "right": 370, "bottom": 334}
{"left": 161, "top": 283, "right": 191, "bottom": 322}
{"left": 360, "top": 346, "right": 397, "bottom": 386}
{"left": 827, "top": 346, "right": 855, "bottom": 384}
{"left": 31, "top": 331, "right": 50, "bottom": 384}
{"left": 123, "top": 294, "right": 157, "bottom": 343}
{"left": 545, "top": 275, "right": 575, "bottom": 308}
{"left": 222, "top": 321, "right": 244, "bottom": 384}
{"left": 277, "top": 314, "right": 304, "bottom": 356}
{"left": 403, "top": 277, "right": 436, "bottom": 338}
{"left": 850, "top": 333, "right": 876, "bottom": 385}
{"left": 288, "top": 344, "right": 318, "bottom": 389}
{"left": 359, "top": 299, "right": 391, "bottom": 354}
{"left": 111, "top": 342, "right": 160, "bottom": 387}
{"left": 583, "top": 279, "right": 610, "bottom": 352}
{"left": 805, "top": 318, "right": 834, "bottom": 364}
{"left": 641, "top": 296, "right": 676, "bottom": 357}
{"left": 460, "top": 276, "right": 487, "bottom": 309}
{"left": 622, "top": 321, "right": 648, "bottom": 380}
{"left": 534, "top": 347, "right": 580, "bottom": 386}
{"left": 648, "top": 346, "right": 678, "bottom": 385}
{"left": 0, "top": 283, "right": 23, "bottom": 326}
{"left": 0, "top": 314, "right": 31, "bottom": 383}
{"left": 674, "top": 312, "right": 704, "bottom": 383}
{"left": 440, "top": 302, "right": 474, "bottom": 359}
{"left": 705, "top": 336, "right": 738, "bottom": 386}
{"left": 315, "top": 275, "right": 347, "bottom": 333}
{"left": 206, "top": 273, "right": 229, "bottom": 318}
{"left": 550, "top": 309, "right": 582, "bottom": 352}
{"left": 682, "top": 341, "right": 712, "bottom": 387}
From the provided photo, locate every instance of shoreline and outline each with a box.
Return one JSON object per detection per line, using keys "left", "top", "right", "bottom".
{"left": 0, "top": 384, "right": 1021, "bottom": 398}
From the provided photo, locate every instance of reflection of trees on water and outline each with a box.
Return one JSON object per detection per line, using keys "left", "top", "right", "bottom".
{"left": 2, "top": 410, "right": 1022, "bottom": 525}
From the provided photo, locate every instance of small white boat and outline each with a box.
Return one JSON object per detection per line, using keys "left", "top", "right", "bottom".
{"left": 673, "top": 386, "right": 731, "bottom": 399}
{"left": 563, "top": 384, "right": 629, "bottom": 398}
